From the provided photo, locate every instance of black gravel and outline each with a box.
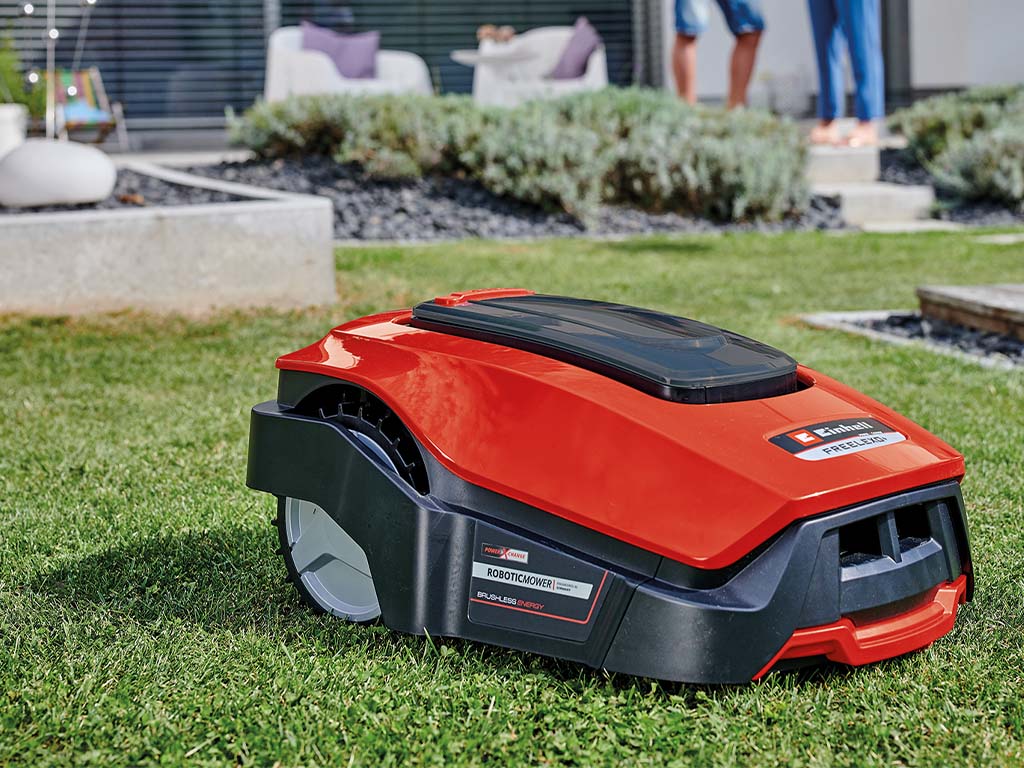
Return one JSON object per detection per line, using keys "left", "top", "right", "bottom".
{"left": 934, "top": 201, "right": 1024, "bottom": 227}
{"left": 187, "top": 157, "right": 844, "bottom": 241}
{"left": 878, "top": 148, "right": 932, "bottom": 186}
{"left": 0, "top": 169, "right": 246, "bottom": 215}
{"left": 858, "top": 312, "right": 1024, "bottom": 367}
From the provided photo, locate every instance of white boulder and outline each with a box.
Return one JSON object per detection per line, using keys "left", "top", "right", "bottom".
{"left": 0, "top": 138, "right": 116, "bottom": 208}
{"left": 0, "top": 104, "right": 27, "bottom": 160}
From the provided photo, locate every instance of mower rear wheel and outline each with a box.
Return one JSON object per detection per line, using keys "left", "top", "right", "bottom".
{"left": 276, "top": 387, "right": 426, "bottom": 621}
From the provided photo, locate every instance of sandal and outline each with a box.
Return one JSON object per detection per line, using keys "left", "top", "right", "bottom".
{"left": 809, "top": 122, "right": 840, "bottom": 146}
{"left": 843, "top": 122, "right": 879, "bottom": 148}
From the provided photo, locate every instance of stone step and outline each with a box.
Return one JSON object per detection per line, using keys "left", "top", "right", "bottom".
{"left": 917, "top": 283, "right": 1024, "bottom": 341}
{"left": 812, "top": 182, "right": 934, "bottom": 226}
{"left": 806, "top": 145, "right": 880, "bottom": 185}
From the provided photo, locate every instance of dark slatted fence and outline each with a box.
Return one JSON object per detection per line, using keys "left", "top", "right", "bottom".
{"left": 1, "top": 1, "right": 266, "bottom": 124}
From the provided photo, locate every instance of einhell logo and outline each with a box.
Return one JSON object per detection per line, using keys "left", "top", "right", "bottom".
{"left": 786, "top": 429, "right": 822, "bottom": 446}
{"left": 770, "top": 418, "right": 905, "bottom": 461}
{"left": 481, "top": 543, "right": 529, "bottom": 564}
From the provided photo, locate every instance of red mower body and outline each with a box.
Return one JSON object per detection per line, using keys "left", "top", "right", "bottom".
{"left": 247, "top": 290, "right": 973, "bottom": 683}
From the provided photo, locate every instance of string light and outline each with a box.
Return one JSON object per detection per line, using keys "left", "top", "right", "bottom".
{"left": 18, "top": 0, "right": 102, "bottom": 139}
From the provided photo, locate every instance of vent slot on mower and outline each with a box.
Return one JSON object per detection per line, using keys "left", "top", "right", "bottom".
{"left": 838, "top": 516, "right": 886, "bottom": 567}
{"left": 838, "top": 503, "right": 937, "bottom": 569}
{"left": 835, "top": 494, "right": 969, "bottom": 619}
{"left": 894, "top": 503, "right": 932, "bottom": 553}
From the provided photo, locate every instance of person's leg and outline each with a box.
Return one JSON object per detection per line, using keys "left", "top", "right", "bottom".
{"left": 673, "top": 33, "right": 699, "bottom": 103}
{"left": 806, "top": 0, "right": 844, "bottom": 143}
{"left": 673, "top": 0, "right": 708, "bottom": 103}
{"left": 837, "top": 0, "right": 884, "bottom": 144}
{"left": 717, "top": 0, "right": 765, "bottom": 108}
{"left": 726, "top": 32, "right": 762, "bottom": 108}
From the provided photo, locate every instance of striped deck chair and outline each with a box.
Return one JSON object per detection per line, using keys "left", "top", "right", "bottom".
{"left": 51, "top": 67, "right": 129, "bottom": 149}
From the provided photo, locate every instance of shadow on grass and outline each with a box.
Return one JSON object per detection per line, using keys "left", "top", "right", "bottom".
{"left": 29, "top": 525, "right": 286, "bottom": 629}
{"left": 23, "top": 526, "right": 533, "bottom": 669}
{"left": 27, "top": 525, "right": 864, "bottom": 694}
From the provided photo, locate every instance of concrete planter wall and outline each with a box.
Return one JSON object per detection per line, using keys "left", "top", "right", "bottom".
{"left": 0, "top": 103, "right": 28, "bottom": 159}
{"left": 0, "top": 163, "right": 336, "bottom": 315}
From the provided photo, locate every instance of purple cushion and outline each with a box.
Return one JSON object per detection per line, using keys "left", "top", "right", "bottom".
{"left": 549, "top": 17, "right": 602, "bottom": 80}
{"left": 301, "top": 21, "right": 379, "bottom": 79}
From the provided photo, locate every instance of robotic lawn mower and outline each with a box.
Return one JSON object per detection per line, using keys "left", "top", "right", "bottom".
{"left": 247, "top": 289, "right": 973, "bottom": 683}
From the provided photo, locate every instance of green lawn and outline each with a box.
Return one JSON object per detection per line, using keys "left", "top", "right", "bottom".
{"left": 2, "top": 230, "right": 1023, "bottom": 767}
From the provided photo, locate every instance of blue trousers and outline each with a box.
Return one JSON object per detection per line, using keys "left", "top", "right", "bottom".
{"left": 807, "top": 0, "right": 884, "bottom": 121}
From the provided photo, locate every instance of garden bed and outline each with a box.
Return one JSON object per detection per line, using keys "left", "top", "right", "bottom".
{"left": 190, "top": 157, "right": 843, "bottom": 241}
{"left": 0, "top": 163, "right": 334, "bottom": 315}
{"left": 802, "top": 309, "right": 1024, "bottom": 369}
{"left": 867, "top": 312, "right": 1024, "bottom": 364}
{"left": 886, "top": 86, "right": 1024, "bottom": 226}
{"left": 879, "top": 149, "right": 1024, "bottom": 227}
{"left": 228, "top": 90, "right": 820, "bottom": 232}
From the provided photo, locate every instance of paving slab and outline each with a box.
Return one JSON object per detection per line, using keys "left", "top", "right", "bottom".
{"left": 860, "top": 220, "right": 963, "bottom": 233}
{"left": 917, "top": 284, "right": 1024, "bottom": 341}
{"left": 972, "top": 233, "right": 1024, "bottom": 245}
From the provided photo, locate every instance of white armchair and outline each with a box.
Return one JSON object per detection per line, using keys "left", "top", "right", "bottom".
{"left": 265, "top": 26, "right": 432, "bottom": 101}
{"left": 471, "top": 27, "right": 607, "bottom": 108}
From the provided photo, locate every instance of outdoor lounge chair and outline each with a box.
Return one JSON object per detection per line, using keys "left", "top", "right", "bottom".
{"left": 470, "top": 26, "right": 607, "bottom": 108}
{"left": 51, "top": 67, "right": 129, "bottom": 150}
{"left": 264, "top": 26, "right": 432, "bottom": 101}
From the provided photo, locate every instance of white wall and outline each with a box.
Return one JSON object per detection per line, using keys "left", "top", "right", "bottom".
{"left": 908, "top": 1, "right": 967, "bottom": 89}
{"left": 910, "top": 0, "right": 1024, "bottom": 88}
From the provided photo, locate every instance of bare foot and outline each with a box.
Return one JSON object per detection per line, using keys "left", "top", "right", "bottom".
{"left": 844, "top": 121, "right": 879, "bottom": 148}
{"left": 809, "top": 121, "right": 839, "bottom": 145}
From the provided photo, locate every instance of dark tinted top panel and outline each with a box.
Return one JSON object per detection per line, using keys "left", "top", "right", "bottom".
{"left": 411, "top": 294, "right": 798, "bottom": 404}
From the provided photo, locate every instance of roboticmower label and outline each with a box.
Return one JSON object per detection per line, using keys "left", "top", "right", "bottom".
{"left": 770, "top": 418, "right": 905, "bottom": 461}
{"left": 468, "top": 523, "right": 610, "bottom": 642}
{"left": 472, "top": 562, "right": 594, "bottom": 599}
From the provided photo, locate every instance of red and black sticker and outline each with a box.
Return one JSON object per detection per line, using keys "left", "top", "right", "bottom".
{"left": 468, "top": 523, "right": 609, "bottom": 642}
{"left": 479, "top": 542, "right": 529, "bottom": 564}
{"left": 770, "top": 418, "right": 905, "bottom": 461}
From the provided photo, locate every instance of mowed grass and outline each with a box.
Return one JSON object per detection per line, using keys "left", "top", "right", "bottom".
{"left": 1, "top": 230, "right": 1023, "bottom": 767}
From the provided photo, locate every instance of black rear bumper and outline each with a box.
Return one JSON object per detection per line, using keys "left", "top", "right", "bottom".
{"left": 247, "top": 400, "right": 972, "bottom": 684}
